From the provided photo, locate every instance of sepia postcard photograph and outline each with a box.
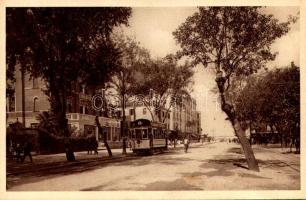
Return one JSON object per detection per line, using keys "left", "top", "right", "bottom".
{"left": 1, "top": 0, "right": 305, "bottom": 199}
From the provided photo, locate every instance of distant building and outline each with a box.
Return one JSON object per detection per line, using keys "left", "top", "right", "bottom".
{"left": 120, "top": 102, "right": 171, "bottom": 130}
{"left": 118, "top": 93, "right": 202, "bottom": 138}
{"left": 169, "top": 95, "right": 201, "bottom": 138}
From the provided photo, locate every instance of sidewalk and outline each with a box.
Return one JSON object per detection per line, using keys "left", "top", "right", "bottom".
{"left": 7, "top": 148, "right": 132, "bottom": 175}
{"left": 6, "top": 144, "right": 187, "bottom": 176}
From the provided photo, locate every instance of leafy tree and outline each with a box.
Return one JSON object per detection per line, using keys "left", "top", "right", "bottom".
{"left": 106, "top": 33, "right": 151, "bottom": 154}
{"left": 133, "top": 55, "right": 194, "bottom": 123}
{"left": 173, "top": 7, "right": 293, "bottom": 171}
{"left": 235, "top": 63, "right": 300, "bottom": 151}
{"left": 7, "top": 8, "right": 132, "bottom": 160}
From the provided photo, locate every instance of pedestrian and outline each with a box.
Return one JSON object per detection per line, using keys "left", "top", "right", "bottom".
{"left": 128, "top": 139, "right": 132, "bottom": 151}
{"left": 183, "top": 137, "right": 189, "bottom": 153}
{"left": 21, "top": 141, "right": 33, "bottom": 163}
{"left": 15, "top": 143, "right": 22, "bottom": 163}
{"left": 93, "top": 139, "right": 99, "bottom": 155}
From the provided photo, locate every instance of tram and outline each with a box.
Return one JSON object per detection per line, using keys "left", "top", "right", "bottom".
{"left": 129, "top": 119, "right": 168, "bottom": 154}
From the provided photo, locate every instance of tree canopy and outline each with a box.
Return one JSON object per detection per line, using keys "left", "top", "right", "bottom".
{"left": 173, "top": 7, "right": 294, "bottom": 171}
{"left": 132, "top": 55, "right": 194, "bottom": 122}
{"left": 6, "top": 8, "right": 132, "bottom": 136}
{"left": 174, "top": 7, "right": 292, "bottom": 76}
{"left": 235, "top": 63, "right": 300, "bottom": 135}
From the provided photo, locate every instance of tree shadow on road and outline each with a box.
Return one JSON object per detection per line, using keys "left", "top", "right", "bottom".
{"left": 199, "top": 153, "right": 297, "bottom": 179}
{"left": 112, "top": 154, "right": 195, "bottom": 167}
{"left": 81, "top": 177, "right": 202, "bottom": 191}
{"left": 7, "top": 156, "right": 141, "bottom": 189}
{"left": 140, "top": 178, "right": 202, "bottom": 191}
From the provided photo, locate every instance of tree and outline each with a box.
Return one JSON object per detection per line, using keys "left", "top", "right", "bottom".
{"left": 173, "top": 7, "right": 293, "bottom": 171}
{"left": 107, "top": 33, "right": 151, "bottom": 154}
{"left": 7, "top": 8, "right": 132, "bottom": 160}
{"left": 95, "top": 116, "right": 112, "bottom": 157}
{"left": 133, "top": 55, "right": 194, "bottom": 123}
{"left": 235, "top": 63, "right": 300, "bottom": 151}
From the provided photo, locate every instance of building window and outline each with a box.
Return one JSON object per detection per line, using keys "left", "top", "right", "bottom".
{"left": 31, "top": 123, "right": 38, "bottom": 128}
{"left": 130, "top": 109, "right": 134, "bottom": 115}
{"left": 33, "top": 78, "right": 38, "bottom": 89}
{"left": 80, "top": 106, "right": 83, "bottom": 114}
{"left": 143, "top": 108, "right": 147, "bottom": 115}
{"left": 33, "top": 97, "right": 38, "bottom": 112}
{"left": 85, "top": 107, "right": 88, "bottom": 114}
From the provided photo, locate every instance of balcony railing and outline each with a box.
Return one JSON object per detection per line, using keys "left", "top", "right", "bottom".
{"left": 79, "top": 93, "right": 92, "bottom": 101}
{"left": 66, "top": 113, "right": 120, "bottom": 128}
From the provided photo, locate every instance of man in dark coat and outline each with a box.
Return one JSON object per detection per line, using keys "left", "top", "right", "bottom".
{"left": 21, "top": 141, "right": 33, "bottom": 163}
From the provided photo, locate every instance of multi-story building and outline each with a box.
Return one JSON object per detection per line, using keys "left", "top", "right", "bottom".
{"left": 120, "top": 101, "right": 171, "bottom": 130}
{"left": 6, "top": 65, "right": 121, "bottom": 144}
{"left": 169, "top": 95, "right": 201, "bottom": 138}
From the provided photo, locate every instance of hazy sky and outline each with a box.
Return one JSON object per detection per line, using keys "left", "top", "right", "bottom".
{"left": 123, "top": 7, "right": 300, "bottom": 137}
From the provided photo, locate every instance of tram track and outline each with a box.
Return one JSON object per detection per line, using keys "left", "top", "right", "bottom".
{"left": 7, "top": 154, "right": 140, "bottom": 177}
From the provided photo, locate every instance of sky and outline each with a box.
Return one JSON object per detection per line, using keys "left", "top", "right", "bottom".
{"left": 122, "top": 7, "right": 300, "bottom": 137}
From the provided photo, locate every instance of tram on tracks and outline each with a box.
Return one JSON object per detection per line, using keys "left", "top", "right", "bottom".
{"left": 129, "top": 119, "right": 168, "bottom": 155}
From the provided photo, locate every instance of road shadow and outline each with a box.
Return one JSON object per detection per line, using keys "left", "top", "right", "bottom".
{"left": 200, "top": 153, "right": 297, "bottom": 179}
{"left": 227, "top": 147, "right": 243, "bottom": 154}
{"left": 6, "top": 155, "right": 142, "bottom": 189}
{"left": 112, "top": 154, "right": 195, "bottom": 167}
{"left": 6, "top": 149, "right": 193, "bottom": 189}
{"left": 141, "top": 178, "right": 202, "bottom": 191}
{"left": 199, "top": 158, "right": 271, "bottom": 179}
{"left": 81, "top": 177, "right": 202, "bottom": 191}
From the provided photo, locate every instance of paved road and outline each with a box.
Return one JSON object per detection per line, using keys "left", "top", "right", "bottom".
{"left": 7, "top": 142, "right": 300, "bottom": 191}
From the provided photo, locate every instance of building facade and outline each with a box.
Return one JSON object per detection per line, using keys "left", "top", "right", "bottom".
{"left": 169, "top": 95, "right": 201, "bottom": 138}
{"left": 7, "top": 66, "right": 202, "bottom": 143}
{"left": 6, "top": 65, "right": 121, "bottom": 144}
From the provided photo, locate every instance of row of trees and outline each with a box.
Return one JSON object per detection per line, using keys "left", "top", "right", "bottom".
{"left": 6, "top": 8, "right": 194, "bottom": 159}
{"left": 233, "top": 63, "right": 300, "bottom": 151}
{"left": 6, "top": 8, "right": 132, "bottom": 160}
{"left": 105, "top": 33, "right": 194, "bottom": 153}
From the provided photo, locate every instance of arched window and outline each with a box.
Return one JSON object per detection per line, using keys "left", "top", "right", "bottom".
{"left": 33, "top": 97, "right": 38, "bottom": 112}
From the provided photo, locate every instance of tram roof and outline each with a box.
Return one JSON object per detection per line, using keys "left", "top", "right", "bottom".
{"left": 131, "top": 119, "right": 166, "bottom": 128}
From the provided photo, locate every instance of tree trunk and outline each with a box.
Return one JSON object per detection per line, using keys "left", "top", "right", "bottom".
{"left": 103, "top": 132, "right": 112, "bottom": 157}
{"left": 232, "top": 118, "right": 259, "bottom": 171}
{"left": 121, "top": 95, "right": 127, "bottom": 155}
{"left": 49, "top": 78, "right": 75, "bottom": 161}
{"left": 95, "top": 116, "right": 112, "bottom": 157}
{"left": 216, "top": 76, "right": 259, "bottom": 172}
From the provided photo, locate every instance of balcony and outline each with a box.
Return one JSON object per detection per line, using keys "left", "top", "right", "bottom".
{"left": 66, "top": 113, "right": 120, "bottom": 128}
{"left": 79, "top": 93, "right": 92, "bottom": 101}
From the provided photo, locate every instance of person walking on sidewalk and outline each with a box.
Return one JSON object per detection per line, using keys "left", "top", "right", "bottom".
{"left": 15, "top": 143, "right": 23, "bottom": 163}
{"left": 184, "top": 137, "right": 189, "bottom": 153}
{"left": 21, "top": 141, "right": 33, "bottom": 163}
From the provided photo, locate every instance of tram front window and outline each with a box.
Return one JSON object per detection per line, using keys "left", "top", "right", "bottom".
{"left": 135, "top": 129, "right": 142, "bottom": 139}
{"left": 142, "top": 129, "right": 148, "bottom": 139}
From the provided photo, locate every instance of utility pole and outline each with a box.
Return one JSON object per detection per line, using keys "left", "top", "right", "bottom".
{"left": 21, "top": 64, "right": 26, "bottom": 127}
